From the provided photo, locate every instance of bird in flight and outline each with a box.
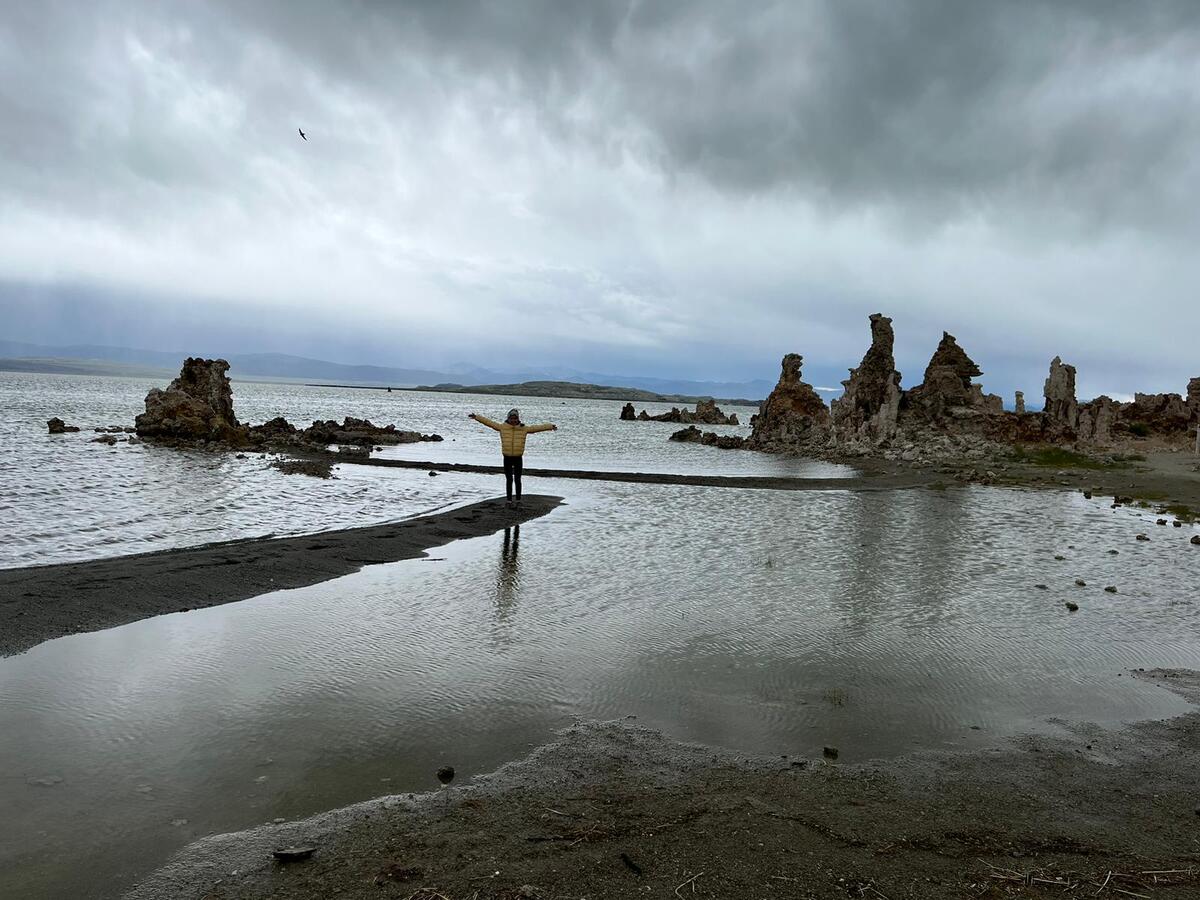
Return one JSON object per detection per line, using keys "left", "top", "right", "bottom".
{"left": 298, "top": 128, "right": 307, "bottom": 141}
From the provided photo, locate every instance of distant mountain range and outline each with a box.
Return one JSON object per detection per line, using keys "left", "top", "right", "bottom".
{"left": 0, "top": 340, "right": 774, "bottom": 403}
{"left": 410, "top": 381, "right": 761, "bottom": 405}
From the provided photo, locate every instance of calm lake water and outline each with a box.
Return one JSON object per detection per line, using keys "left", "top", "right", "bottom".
{"left": 2, "top": 371, "right": 1199, "bottom": 899}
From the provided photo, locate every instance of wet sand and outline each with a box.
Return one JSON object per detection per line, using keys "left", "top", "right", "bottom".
{"left": 0, "top": 495, "right": 562, "bottom": 658}
{"left": 129, "top": 668, "right": 1200, "bottom": 900}
{"left": 336, "top": 454, "right": 934, "bottom": 491}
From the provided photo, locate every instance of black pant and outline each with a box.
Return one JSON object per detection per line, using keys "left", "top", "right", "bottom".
{"left": 502, "top": 454, "right": 523, "bottom": 500}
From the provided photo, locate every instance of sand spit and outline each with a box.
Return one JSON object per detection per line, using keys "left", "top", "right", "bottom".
{"left": 0, "top": 495, "right": 563, "bottom": 658}
{"left": 128, "top": 669, "right": 1200, "bottom": 900}
{"left": 334, "top": 455, "right": 933, "bottom": 492}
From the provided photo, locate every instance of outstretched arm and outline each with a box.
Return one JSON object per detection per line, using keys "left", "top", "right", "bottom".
{"left": 468, "top": 413, "right": 502, "bottom": 431}
{"left": 527, "top": 423, "right": 558, "bottom": 433}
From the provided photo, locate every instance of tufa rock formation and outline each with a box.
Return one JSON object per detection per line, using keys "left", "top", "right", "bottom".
{"left": 737, "top": 314, "right": 1199, "bottom": 461}
{"left": 749, "top": 354, "right": 830, "bottom": 449}
{"left": 136, "top": 358, "right": 241, "bottom": 442}
{"left": 301, "top": 417, "right": 443, "bottom": 447}
{"left": 901, "top": 332, "right": 1003, "bottom": 427}
{"left": 830, "top": 315, "right": 902, "bottom": 445}
{"left": 1043, "top": 357, "right": 1078, "bottom": 431}
{"left": 619, "top": 402, "right": 636, "bottom": 421}
{"left": 635, "top": 398, "right": 737, "bottom": 425}
{"left": 134, "top": 359, "right": 442, "bottom": 453}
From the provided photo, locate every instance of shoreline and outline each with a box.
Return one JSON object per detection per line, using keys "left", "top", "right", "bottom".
{"left": 129, "top": 668, "right": 1200, "bottom": 900}
{"left": 0, "top": 495, "right": 562, "bottom": 658}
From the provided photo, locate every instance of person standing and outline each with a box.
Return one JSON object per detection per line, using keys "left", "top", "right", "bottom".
{"left": 468, "top": 408, "right": 557, "bottom": 504}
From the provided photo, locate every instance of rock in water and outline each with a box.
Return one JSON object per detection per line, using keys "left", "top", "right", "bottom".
{"left": 135, "top": 358, "right": 241, "bottom": 442}
{"left": 47, "top": 417, "right": 80, "bottom": 433}
{"left": 436, "top": 765, "right": 455, "bottom": 786}
{"left": 619, "top": 402, "right": 636, "bottom": 421}
{"left": 1192, "top": 535, "right": 1200, "bottom": 546}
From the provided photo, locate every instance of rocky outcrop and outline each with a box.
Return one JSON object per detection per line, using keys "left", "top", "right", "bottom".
{"left": 1014, "top": 391, "right": 1025, "bottom": 414}
{"left": 47, "top": 418, "right": 79, "bottom": 434}
{"left": 1076, "top": 396, "right": 1120, "bottom": 445}
{"left": 670, "top": 425, "right": 746, "bottom": 449}
{"left": 619, "top": 402, "right": 636, "bottom": 421}
{"left": 901, "top": 333, "right": 1003, "bottom": 428}
{"left": 135, "top": 358, "right": 241, "bottom": 442}
{"left": 300, "top": 417, "right": 443, "bottom": 447}
{"left": 1043, "top": 357, "right": 1078, "bottom": 431}
{"left": 749, "top": 354, "right": 830, "bottom": 449}
{"left": 829, "top": 314, "right": 901, "bottom": 445}
{"left": 1188, "top": 378, "right": 1200, "bottom": 420}
{"left": 134, "top": 359, "right": 442, "bottom": 452}
{"left": 637, "top": 398, "right": 737, "bottom": 425}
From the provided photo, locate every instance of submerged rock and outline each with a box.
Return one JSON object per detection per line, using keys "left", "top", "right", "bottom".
{"left": 47, "top": 417, "right": 79, "bottom": 434}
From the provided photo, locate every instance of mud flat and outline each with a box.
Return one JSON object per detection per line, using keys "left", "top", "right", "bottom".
{"left": 0, "top": 496, "right": 562, "bottom": 658}
{"left": 129, "top": 668, "right": 1200, "bottom": 900}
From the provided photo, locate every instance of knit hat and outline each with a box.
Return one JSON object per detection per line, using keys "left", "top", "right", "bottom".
{"left": 507, "top": 408, "right": 520, "bottom": 420}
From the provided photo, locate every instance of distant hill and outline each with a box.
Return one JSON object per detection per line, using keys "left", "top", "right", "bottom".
{"left": 0, "top": 340, "right": 772, "bottom": 401}
{"left": 411, "top": 381, "right": 762, "bottom": 405}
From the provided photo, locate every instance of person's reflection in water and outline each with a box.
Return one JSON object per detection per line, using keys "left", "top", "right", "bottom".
{"left": 492, "top": 525, "right": 522, "bottom": 638}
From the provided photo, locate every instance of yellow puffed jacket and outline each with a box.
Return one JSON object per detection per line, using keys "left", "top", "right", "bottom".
{"left": 473, "top": 415, "right": 555, "bottom": 456}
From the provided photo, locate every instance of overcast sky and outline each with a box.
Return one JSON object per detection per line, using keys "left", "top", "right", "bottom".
{"left": 2, "top": 0, "right": 1198, "bottom": 397}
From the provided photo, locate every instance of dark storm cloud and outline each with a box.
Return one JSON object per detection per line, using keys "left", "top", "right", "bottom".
{"left": 207, "top": 0, "right": 1200, "bottom": 232}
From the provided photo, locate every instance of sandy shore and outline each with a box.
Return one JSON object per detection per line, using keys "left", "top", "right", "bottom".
{"left": 128, "top": 668, "right": 1200, "bottom": 900}
{"left": 0, "top": 495, "right": 562, "bottom": 658}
